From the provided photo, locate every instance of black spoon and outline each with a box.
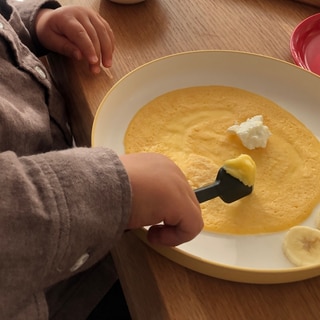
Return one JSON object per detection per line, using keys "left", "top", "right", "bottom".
{"left": 194, "top": 167, "right": 253, "bottom": 203}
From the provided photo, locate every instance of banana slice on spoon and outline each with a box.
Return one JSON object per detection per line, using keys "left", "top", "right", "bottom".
{"left": 194, "top": 154, "right": 255, "bottom": 203}
{"left": 283, "top": 226, "right": 320, "bottom": 266}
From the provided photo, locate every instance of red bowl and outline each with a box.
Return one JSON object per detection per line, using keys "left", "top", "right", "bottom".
{"left": 290, "top": 13, "right": 320, "bottom": 75}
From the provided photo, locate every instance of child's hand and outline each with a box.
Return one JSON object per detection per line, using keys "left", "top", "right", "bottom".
{"left": 120, "top": 153, "right": 204, "bottom": 247}
{"left": 35, "top": 6, "right": 115, "bottom": 74}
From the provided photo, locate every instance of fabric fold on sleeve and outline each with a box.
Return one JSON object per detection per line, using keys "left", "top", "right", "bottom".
{"left": 0, "top": 147, "right": 131, "bottom": 315}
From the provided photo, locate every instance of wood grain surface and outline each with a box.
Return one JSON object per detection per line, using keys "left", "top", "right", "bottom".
{"left": 295, "top": 0, "right": 320, "bottom": 7}
{"left": 48, "top": 1, "right": 320, "bottom": 319}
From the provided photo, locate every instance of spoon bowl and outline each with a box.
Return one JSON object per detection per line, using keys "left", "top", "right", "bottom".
{"left": 194, "top": 168, "right": 253, "bottom": 203}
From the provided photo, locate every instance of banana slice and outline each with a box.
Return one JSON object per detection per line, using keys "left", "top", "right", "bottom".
{"left": 283, "top": 226, "right": 320, "bottom": 267}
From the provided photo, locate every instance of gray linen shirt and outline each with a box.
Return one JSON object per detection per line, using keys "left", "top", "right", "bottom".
{"left": 0, "top": 1, "right": 132, "bottom": 319}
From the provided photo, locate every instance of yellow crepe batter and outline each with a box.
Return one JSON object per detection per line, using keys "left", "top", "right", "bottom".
{"left": 124, "top": 86, "right": 320, "bottom": 235}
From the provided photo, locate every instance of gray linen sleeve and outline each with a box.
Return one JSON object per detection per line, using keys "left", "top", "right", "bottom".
{"left": 10, "top": 0, "right": 61, "bottom": 55}
{"left": 12, "top": 0, "right": 60, "bottom": 31}
{"left": 0, "top": 147, "right": 131, "bottom": 301}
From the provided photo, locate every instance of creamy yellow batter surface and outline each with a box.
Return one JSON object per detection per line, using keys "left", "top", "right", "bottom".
{"left": 124, "top": 86, "right": 320, "bottom": 235}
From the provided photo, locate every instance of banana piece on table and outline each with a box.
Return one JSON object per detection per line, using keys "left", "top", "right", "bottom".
{"left": 283, "top": 226, "right": 320, "bottom": 267}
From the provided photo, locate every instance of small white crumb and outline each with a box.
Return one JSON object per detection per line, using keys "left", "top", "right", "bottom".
{"left": 227, "top": 115, "right": 271, "bottom": 150}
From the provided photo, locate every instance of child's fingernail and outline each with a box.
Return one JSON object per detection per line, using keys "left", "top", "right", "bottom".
{"left": 90, "top": 55, "right": 99, "bottom": 64}
{"left": 91, "top": 65, "right": 101, "bottom": 74}
{"left": 105, "top": 58, "right": 113, "bottom": 68}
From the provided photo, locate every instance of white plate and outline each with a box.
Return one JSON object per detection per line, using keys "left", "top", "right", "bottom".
{"left": 92, "top": 50, "right": 320, "bottom": 284}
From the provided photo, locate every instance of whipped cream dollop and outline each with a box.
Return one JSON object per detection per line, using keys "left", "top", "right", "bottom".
{"left": 227, "top": 115, "right": 271, "bottom": 150}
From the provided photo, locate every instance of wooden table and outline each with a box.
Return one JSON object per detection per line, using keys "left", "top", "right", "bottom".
{"left": 49, "top": 0, "right": 320, "bottom": 319}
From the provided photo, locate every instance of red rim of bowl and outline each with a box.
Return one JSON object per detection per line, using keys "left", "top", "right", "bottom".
{"left": 290, "top": 13, "right": 320, "bottom": 73}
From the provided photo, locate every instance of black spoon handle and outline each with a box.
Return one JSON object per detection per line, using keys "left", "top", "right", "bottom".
{"left": 194, "top": 181, "right": 220, "bottom": 203}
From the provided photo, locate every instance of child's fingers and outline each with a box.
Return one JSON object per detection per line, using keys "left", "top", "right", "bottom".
{"left": 147, "top": 199, "right": 203, "bottom": 247}
{"left": 92, "top": 18, "right": 115, "bottom": 68}
{"left": 42, "top": 31, "right": 82, "bottom": 60}
{"left": 65, "top": 16, "right": 115, "bottom": 71}
{"left": 62, "top": 18, "right": 100, "bottom": 65}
